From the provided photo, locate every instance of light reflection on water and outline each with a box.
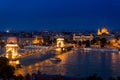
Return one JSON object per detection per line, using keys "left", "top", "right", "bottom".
{"left": 15, "top": 49, "right": 120, "bottom": 79}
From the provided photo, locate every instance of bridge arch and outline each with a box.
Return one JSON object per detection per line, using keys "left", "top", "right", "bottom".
{"left": 57, "top": 38, "right": 64, "bottom": 48}
{"left": 5, "top": 37, "right": 19, "bottom": 59}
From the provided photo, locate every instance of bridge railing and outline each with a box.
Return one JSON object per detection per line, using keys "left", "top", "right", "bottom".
{"left": 12, "top": 46, "right": 56, "bottom": 60}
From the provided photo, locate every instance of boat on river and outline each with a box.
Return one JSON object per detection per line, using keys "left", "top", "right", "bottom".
{"left": 50, "top": 57, "right": 61, "bottom": 63}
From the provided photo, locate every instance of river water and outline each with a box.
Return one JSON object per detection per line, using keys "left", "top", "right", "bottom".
{"left": 15, "top": 49, "right": 120, "bottom": 79}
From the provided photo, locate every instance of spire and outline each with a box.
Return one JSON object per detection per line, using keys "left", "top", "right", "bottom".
{"left": 97, "top": 28, "right": 101, "bottom": 35}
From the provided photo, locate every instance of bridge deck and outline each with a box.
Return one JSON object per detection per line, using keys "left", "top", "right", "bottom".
{"left": 12, "top": 46, "right": 56, "bottom": 61}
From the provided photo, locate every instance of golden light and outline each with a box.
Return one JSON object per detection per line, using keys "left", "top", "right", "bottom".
{"left": 16, "top": 60, "right": 20, "bottom": 65}
{"left": 56, "top": 48, "right": 61, "bottom": 52}
{"left": 97, "top": 26, "right": 109, "bottom": 35}
{"left": 5, "top": 37, "right": 21, "bottom": 66}
{"left": 101, "top": 27, "right": 109, "bottom": 34}
{"left": 33, "top": 36, "right": 39, "bottom": 44}
{"left": 111, "top": 39, "right": 116, "bottom": 43}
{"left": 9, "top": 60, "right": 20, "bottom": 67}
{"left": 97, "top": 28, "right": 102, "bottom": 35}
{"left": 117, "top": 40, "right": 120, "bottom": 44}
{"left": 6, "top": 37, "right": 18, "bottom": 58}
{"left": 33, "top": 36, "right": 44, "bottom": 45}
{"left": 56, "top": 38, "right": 64, "bottom": 48}
{"left": 6, "top": 44, "right": 19, "bottom": 59}
{"left": 118, "top": 51, "right": 120, "bottom": 55}
{"left": 109, "top": 38, "right": 120, "bottom": 48}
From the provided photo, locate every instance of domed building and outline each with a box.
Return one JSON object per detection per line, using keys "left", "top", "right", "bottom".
{"left": 97, "top": 26, "right": 109, "bottom": 35}
{"left": 33, "top": 36, "right": 44, "bottom": 45}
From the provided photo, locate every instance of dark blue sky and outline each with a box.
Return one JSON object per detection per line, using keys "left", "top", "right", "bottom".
{"left": 0, "top": 0, "right": 120, "bottom": 31}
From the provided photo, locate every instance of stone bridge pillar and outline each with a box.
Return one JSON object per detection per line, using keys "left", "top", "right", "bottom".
{"left": 56, "top": 37, "right": 64, "bottom": 52}
{"left": 5, "top": 37, "right": 20, "bottom": 66}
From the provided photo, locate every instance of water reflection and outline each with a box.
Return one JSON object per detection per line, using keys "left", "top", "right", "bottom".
{"left": 15, "top": 49, "right": 120, "bottom": 79}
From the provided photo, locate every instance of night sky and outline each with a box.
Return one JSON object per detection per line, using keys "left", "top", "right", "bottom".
{"left": 0, "top": 0, "right": 120, "bottom": 31}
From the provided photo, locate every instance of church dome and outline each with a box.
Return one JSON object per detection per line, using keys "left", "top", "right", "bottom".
{"left": 101, "top": 27, "right": 108, "bottom": 34}
{"left": 97, "top": 26, "right": 109, "bottom": 35}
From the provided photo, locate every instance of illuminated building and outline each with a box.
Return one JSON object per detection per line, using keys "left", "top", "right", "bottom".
{"left": 97, "top": 26, "right": 109, "bottom": 35}
{"left": 33, "top": 36, "right": 44, "bottom": 45}
{"left": 33, "top": 36, "right": 39, "bottom": 44}
{"left": 73, "top": 34, "right": 94, "bottom": 41}
{"left": 110, "top": 38, "right": 120, "bottom": 48}
{"left": 97, "top": 28, "right": 102, "bottom": 35}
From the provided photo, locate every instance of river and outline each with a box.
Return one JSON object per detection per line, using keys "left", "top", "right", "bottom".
{"left": 15, "top": 48, "right": 120, "bottom": 79}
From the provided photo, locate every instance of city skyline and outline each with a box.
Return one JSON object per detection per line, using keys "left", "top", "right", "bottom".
{"left": 0, "top": 0, "right": 120, "bottom": 31}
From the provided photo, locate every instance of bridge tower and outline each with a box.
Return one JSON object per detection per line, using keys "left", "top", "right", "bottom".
{"left": 5, "top": 37, "right": 20, "bottom": 66}
{"left": 6, "top": 37, "right": 18, "bottom": 59}
{"left": 57, "top": 38, "right": 64, "bottom": 48}
{"left": 56, "top": 37, "right": 65, "bottom": 52}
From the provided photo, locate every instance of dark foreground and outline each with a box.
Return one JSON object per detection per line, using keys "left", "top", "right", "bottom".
{"left": 1, "top": 71, "right": 120, "bottom": 80}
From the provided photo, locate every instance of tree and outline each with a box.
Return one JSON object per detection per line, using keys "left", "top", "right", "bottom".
{"left": 78, "top": 41, "right": 82, "bottom": 46}
{"left": 0, "top": 42, "right": 5, "bottom": 48}
{"left": 108, "top": 77, "right": 116, "bottom": 80}
{"left": 0, "top": 57, "right": 9, "bottom": 66}
{"left": 86, "top": 74, "right": 103, "bottom": 80}
{"left": 100, "top": 38, "right": 107, "bottom": 48}
{"left": 85, "top": 40, "right": 90, "bottom": 48}
{"left": 0, "top": 57, "right": 15, "bottom": 79}
{"left": 16, "top": 74, "right": 24, "bottom": 80}
{"left": 25, "top": 73, "right": 31, "bottom": 80}
{"left": 91, "top": 37, "right": 100, "bottom": 45}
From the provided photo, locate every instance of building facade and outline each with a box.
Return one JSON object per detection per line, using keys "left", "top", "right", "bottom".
{"left": 73, "top": 34, "right": 94, "bottom": 41}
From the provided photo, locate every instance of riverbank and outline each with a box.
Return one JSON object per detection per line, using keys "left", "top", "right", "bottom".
{"left": 79, "top": 47, "right": 119, "bottom": 52}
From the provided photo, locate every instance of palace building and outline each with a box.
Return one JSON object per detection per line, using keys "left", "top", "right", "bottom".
{"left": 73, "top": 34, "right": 94, "bottom": 41}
